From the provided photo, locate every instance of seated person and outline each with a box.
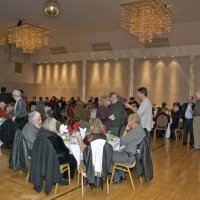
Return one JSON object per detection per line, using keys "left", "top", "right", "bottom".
{"left": 42, "top": 117, "right": 77, "bottom": 179}
{"left": 5, "top": 104, "right": 14, "bottom": 119}
{"left": 152, "top": 107, "right": 170, "bottom": 137}
{"left": 77, "top": 118, "right": 106, "bottom": 151}
{"left": 112, "top": 113, "right": 146, "bottom": 183}
{"left": 22, "top": 111, "right": 42, "bottom": 152}
{"left": 170, "top": 105, "right": 181, "bottom": 139}
{"left": 0, "top": 101, "right": 7, "bottom": 118}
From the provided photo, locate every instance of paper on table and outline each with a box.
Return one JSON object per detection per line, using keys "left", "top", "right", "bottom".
{"left": 79, "top": 127, "right": 87, "bottom": 139}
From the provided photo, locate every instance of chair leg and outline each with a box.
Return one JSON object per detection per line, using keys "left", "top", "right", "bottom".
{"left": 107, "top": 176, "right": 109, "bottom": 194}
{"left": 175, "top": 131, "right": 177, "bottom": 141}
{"left": 139, "top": 176, "right": 143, "bottom": 183}
{"left": 127, "top": 168, "right": 135, "bottom": 191}
{"left": 68, "top": 165, "right": 71, "bottom": 185}
{"left": 154, "top": 130, "right": 156, "bottom": 140}
{"left": 110, "top": 165, "right": 116, "bottom": 185}
{"left": 55, "top": 183, "right": 58, "bottom": 194}
{"left": 77, "top": 170, "right": 80, "bottom": 185}
{"left": 26, "top": 172, "right": 29, "bottom": 182}
{"left": 81, "top": 171, "right": 84, "bottom": 197}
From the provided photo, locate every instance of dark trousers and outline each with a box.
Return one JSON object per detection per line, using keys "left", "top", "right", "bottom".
{"left": 143, "top": 128, "right": 151, "bottom": 148}
{"left": 183, "top": 119, "right": 194, "bottom": 144}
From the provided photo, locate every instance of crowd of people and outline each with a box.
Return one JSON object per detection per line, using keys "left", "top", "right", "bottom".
{"left": 1, "top": 85, "right": 200, "bottom": 193}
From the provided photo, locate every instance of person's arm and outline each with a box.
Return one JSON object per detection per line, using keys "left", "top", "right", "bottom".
{"left": 120, "top": 127, "right": 135, "bottom": 145}
{"left": 125, "top": 102, "right": 137, "bottom": 112}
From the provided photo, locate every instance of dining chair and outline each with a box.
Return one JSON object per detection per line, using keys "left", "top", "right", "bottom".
{"left": 174, "top": 121, "right": 184, "bottom": 140}
{"left": 110, "top": 162, "right": 142, "bottom": 191}
{"left": 154, "top": 115, "right": 169, "bottom": 139}
{"left": 77, "top": 161, "right": 109, "bottom": 197}
{"left": 55, "top": 163, "right": 71, "bottom": 194}
{"left": 77, "top": 140, "right": 112, "bottom": 197}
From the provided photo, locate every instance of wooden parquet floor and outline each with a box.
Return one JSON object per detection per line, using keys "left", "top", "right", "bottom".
{"left": 0, "top": 138, "right": 200, "bottom": 200}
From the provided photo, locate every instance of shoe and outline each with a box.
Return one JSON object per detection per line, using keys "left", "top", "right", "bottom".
{"left": 60, "top": 178, "right": 69, "bottom": 185}
{"left": 111, "top": 179, "right": 122, "bottom": 184}
{"left": 194, "top": 148, "right": 200, "bottom": 151}
{"left": 120, "top": 176, "right": 126, "bottom": 181}
{"left": 189, "top": 143, "right": 194, "bottom": 147}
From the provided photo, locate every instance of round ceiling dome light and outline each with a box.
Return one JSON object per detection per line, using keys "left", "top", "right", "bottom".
{"left": 44, "top": 0, "right": 60, "bottom": 18}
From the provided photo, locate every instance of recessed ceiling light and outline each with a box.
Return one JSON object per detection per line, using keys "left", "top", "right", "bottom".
{"left": 114, "top": 58, "right": 118, "bottom": 60}
{"left": 44, "top": 61, "right": 47, "bottom": 63}
{"left": 144, "top": 57, "right": 147, "bottom": 59}
{"left": 104, "top": 59, "right": 107, "bottom": 61}
{"left": 172, "top": 56, "right": 174, "bottom": 58}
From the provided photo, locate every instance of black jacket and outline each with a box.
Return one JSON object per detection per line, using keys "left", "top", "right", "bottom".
{"left": 181, "top": 103, "right": 195, "bottom": 120}
{"left": 9, "top": 129, "right": 29, "bottom": 171}
{"left": 83, "top": 140, "right": 113, "bottom": 187}
{"left": 134, "top": 136, "right": 153, "bottom": 182}
{"left": 0, "top": 119, "right": 18, "bottom": 148}
{"left": 29, "top": 131, "right": 62, "bottom": 194}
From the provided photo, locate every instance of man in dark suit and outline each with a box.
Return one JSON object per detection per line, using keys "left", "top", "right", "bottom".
{"left": 180, "top": 96, "right": 195, "bottom": 146}
{"left": 12, "top": 90, "right": 28, "bottom": 129}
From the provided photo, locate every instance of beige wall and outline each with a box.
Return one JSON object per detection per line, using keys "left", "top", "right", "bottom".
{"left": 194, "top": 57, "right": 200, "bottom": 94}
{"left": 86, "top": 59, "right": 130, "bottom": 100}
{"left": 0, "top": 46, "right": 197, "bottom": 105}
{"left": 34, "top": 62, "right": 83, "bottom": 99}
{"left": 134, "top": 57, "right": 190, "bottom": 107}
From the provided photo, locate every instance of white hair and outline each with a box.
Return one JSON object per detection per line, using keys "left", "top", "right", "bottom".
{"left": 43, "top": 117, "right": 57, "bottom": 133}
{"left": 28, "top": 111, "right": 41, "bottom": 123}
{"left": 12, "top": 90, "right": 21, "bottom": 97}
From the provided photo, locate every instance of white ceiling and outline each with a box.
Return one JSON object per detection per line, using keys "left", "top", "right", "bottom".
{"left": 1, "top": 0, "right": 200, "bottom": 53}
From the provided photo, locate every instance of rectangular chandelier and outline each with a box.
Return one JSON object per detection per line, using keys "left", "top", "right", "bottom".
{"left": 0, "top": 34, "right": 7, "bottom": 45}
{"left": 120, "top": 0, "right": 172, "bottom": 43}
{"left": 8, "top": 23, "right": 49, "bottom": 53}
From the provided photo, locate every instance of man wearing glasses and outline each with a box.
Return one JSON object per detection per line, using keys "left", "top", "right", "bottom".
{"left": 109, "top": 92, "right": 126, "bottom": 136}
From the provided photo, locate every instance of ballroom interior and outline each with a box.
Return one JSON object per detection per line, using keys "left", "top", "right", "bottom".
{"left": 0, "top": 1, "right": 200, "bottom": 200}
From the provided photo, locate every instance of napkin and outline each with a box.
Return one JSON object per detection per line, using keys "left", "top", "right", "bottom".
{"left": 79, "top": 127, "right": 87, "bottom": 139}
{"left": 60, "top": 124, "right": 69, "bottom": 135}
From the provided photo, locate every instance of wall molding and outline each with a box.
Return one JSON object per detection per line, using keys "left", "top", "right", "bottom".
{"left": 30, "top": 45, "right": 200, "bottom": 63}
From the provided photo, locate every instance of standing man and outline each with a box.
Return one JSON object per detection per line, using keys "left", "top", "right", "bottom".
{"left": 12, "top": 90, "right": 28, "bottom": 129}
{"left": 126, "top": 87, "right": 153, "bottom": 136}
{"left": 193, "top": 92, "right": 200, "bottom": 151}
{"left": 180, "top": 96, "right": 195, "bottom": 146}
{"left": 109, "top": 92, "right": 126, "bottom": 136}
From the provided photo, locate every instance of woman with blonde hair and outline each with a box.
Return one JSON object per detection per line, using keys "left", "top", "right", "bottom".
{"left": 83, "top": 118, "right": 106, "bottom": 146}
{"left": 96, "top": 95, "right": 112, "bottom": 131}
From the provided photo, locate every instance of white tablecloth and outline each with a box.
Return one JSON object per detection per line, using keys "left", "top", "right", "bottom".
{"left": 64, "top": 136, "right": 120, "bottom": 167}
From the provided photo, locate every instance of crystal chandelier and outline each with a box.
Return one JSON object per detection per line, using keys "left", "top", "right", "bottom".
{"left": 120, "top": 0, "right": 172, "bottom": 43}
{"left": 0, "top": 34, "right": 7, "bottom": 45}
{"left": 8, "top": 23, "right": 49, "bottom": 53}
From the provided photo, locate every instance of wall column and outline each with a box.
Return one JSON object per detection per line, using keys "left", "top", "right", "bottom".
{"left": 189, "top": 56, "right": 195, "bottom": 96}
{"left": 82, "top": 60, "right": 86, "bottom": 102}
{"left": 128, "top": 58, "right": 135, "bottom": 98}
